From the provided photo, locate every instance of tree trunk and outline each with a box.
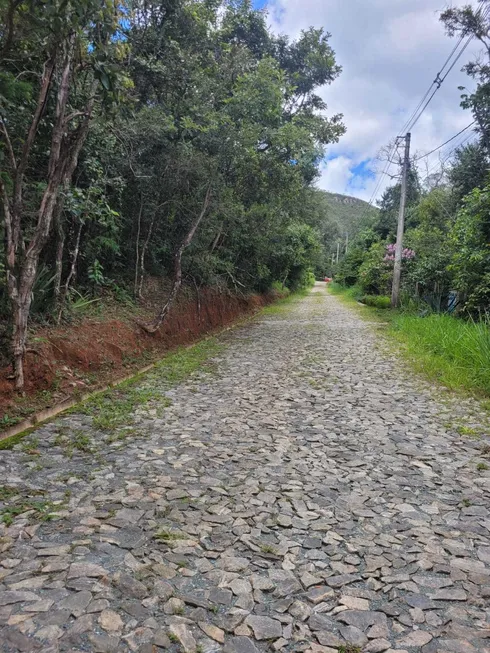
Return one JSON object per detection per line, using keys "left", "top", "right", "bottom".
{"left": 5, "top": 64, "right": 96, "bottom": 387}
{"left": 138, "top": 215, "right": 155, "bottom": 299}
{"left": 11, "top": 251, "right": 40, "bottom": 389}
{"left": 53, "top": 198, "right": 65, "bottom": 309}
{"left": 12, "top": 301, "right": 29, "bottom": 390}
{"left": 57, "top": 219, "right": 83, "bottom": 323}
{"left": 192, "top": 276, "right": 202, "bottom": 325}
{"left": 134, "top": 196, "right": 143, "bottom": 298}
{"left": 143, "top": 187, "right": 211, "bottom": 333}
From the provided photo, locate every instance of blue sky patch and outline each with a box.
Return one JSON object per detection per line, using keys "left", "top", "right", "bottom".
{"left": 351, "top": 160, "right": 375, "bottom": 180}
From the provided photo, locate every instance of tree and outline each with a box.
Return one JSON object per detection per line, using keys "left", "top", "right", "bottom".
{"left": 0, "top": 0, "right": 347, "bottom": 388}
{"left": 449, "top": 184, "right": 490, "bottom": 314}
{"left": 0, "top": 0, "right": 127, "bottom": 388}
{"left": 448, "top": 142, "right": 489, "bottom": 202}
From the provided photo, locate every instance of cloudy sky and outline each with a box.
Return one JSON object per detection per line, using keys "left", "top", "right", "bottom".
{"left": 252, "top": 0, "right": 482, "bottom": 202}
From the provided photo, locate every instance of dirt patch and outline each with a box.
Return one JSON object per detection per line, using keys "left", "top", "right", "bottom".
{"left": 0, "top": 285, "right": 277, "bottom": 425}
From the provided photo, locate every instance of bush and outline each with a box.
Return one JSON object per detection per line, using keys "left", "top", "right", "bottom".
{"left": 449, "top": 186, "right": 490, "bottom": 314}
{"left": 361, "top": 294, "right": 391, "bottom": 309}
{"left": 301, "top": 269, "right": 316, "bottom": 289}
{"left": 270, "top": 281, "right": 291, "bottom": 296}
{"left": 335, "top": 247, "right": 365, "bottom": 286}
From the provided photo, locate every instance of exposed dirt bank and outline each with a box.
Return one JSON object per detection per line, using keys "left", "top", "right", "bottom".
{"left": 0, "top": 285, "right": 277, "bottom": 426}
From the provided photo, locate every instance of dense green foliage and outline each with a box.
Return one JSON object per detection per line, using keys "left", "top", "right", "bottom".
{"left": 0, "top": 0, "right": 347, "bottom": 382}
{"left": 335, "top": 1, "right": 490, "bottom": 318}
{"left": 390, "top": 313, "right": 490, "bottom": 396}
{"left": 336, "top": 142, "right": 490, "bottom": 315}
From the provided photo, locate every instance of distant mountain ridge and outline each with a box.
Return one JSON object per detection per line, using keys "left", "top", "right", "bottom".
{"left": 327, "top": 192, "right": 369, "bottom": 206}
{"left": 322, "top": 190, "right": 377, "bottom": 236}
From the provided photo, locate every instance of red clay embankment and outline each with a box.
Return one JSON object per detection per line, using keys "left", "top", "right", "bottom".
{"left": 0, "top": 285, "right": 276, "bottom": 425}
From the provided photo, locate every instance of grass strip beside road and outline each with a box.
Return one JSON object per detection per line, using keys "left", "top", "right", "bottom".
{"left": 329, "top": 283, "right": 490, "bottom": 403}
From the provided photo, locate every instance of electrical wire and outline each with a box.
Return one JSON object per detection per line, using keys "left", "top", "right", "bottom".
{"left": 404, "top": 35, "right": 475, "bottom": 133}
{"left": 368, "top": 0, "right": 486, "bottom": 205}
{"left": 423, "top": 130, "right": 476, "bottom": 178}
{"left": 404, "top": 2, "right": 488, "bottom": 134}
{"left": 367, "top": 139, "right": 400, "bottom": 205}
{"left": 414, "top": 121, "right": 476, "bottom": 161}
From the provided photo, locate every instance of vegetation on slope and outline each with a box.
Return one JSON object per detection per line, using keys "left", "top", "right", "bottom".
{"left": 0, "top": 0, "right": 346, "bottom": 389}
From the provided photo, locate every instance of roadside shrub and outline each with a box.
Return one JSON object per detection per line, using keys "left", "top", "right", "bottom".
{"left": 302, "top": 269, "right": 316, "bottom": 289}
{"left": 357, "top": 242, "right": 392, "bottom": 295}
{"left": 270, "top": 281, "right": 291, "bottom": 297}
{"left": 329, "top": 282, "right": 363, "bottom": 301}
{"left": 335, "top": 247, "right": 365, "bottom": 286}
{"left": 362, "top": 295, "right": 391, "bottom": 309}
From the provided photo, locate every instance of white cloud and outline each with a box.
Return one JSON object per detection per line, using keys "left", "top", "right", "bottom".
{"left": 317, "top": 156, "right": 354, "bottom": 195}
{"left": 266, "top": 0, "right": 481, "bottom": 201}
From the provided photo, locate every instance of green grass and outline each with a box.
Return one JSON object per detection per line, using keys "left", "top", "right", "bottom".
{"left": 457, "top": 425, "right": 481, "bottom": 438}
{"left": 261, "top": 287, "right": 314, "bottom": 316}
{"left": 330, "top": 283, "right": 490, "bottom": 400}
{"left": 53, "top": 429, "right": 96, "bottom": 457}
{"left": 0, "top": 425, "right": 39, "bottom": 451}
{"left": 329, "top": 282, "right": 362, "bottom": 302}
{"left": 389, "top": 313, "right": 490, "bottom": 397}
{"left": 0, "top": 486, "right": 63, "bottom": 527}
{"left": 362, "top": 294, "right": 391, "bottom": 309}
{"left": 0, "top": 337, "right": 224, "bottom": 449}
{"left": 154, "top": 529, "right": 188, "bottom": 542}
{"left": 78, "top": 338, "right": 223, "bottom": 431}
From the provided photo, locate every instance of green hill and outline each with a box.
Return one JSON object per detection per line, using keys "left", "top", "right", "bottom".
{"left": 323, "top": 191, "right": 378, "bottom": 237}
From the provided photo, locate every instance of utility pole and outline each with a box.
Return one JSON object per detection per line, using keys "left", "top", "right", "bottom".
{"left": 345, "top": 232, "right": 349, "bottom": 254}
{"left": 391, "top": 132, "right": 411, "bottom": 308}
{"left": 336, "top": 241, "right": 340, "bottom": 264}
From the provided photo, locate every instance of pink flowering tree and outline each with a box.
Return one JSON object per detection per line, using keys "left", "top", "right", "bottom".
{"left": 384, "top": 244, "right": 415, "bottom": 263}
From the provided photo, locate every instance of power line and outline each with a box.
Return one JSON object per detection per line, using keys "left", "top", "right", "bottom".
{"left": 424, "top": 130, "right": 476, "bottom": 177}
{"left": 397, "top": 35, "right": 468, "bottom": 137}
{"left": 404, "top": 35, "right": 476, "bottom": 133}
{"left": 368, "top": 142, "right": 398, "bottom": 205}
{"left": 414, "top": 121, "right": 476, "bottom": 161}
{"left": 404, "top": 2, "right": 489, "bottom": 134}
{"left": 368, "top": 0, "right": 486, "bottom": 205}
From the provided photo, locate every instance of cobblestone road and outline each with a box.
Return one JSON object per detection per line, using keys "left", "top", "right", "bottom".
{"left": 1, "top": 284, "right": 490, "bottom": 653}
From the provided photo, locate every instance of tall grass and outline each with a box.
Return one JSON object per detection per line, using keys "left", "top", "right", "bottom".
{"left": 389, "top": 313, "right": 490, "bottom": 397}
{"left": 329, "top": 282, "right": 490, "bottom": 398}
{"left": 329, "top": 282, "right": 362, "bottom": 301}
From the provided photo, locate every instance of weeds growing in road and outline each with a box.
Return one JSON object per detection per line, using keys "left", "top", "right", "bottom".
{"left": 0, "top": 338, "right": 224, "bottom": 449}
{"left": 457, "top": 425, "right": 481, "bottom": 438}
{"left": 76, "top": 338, "right": 222, "bottom": 431}
{"left": 0, "top": 486, "right": 64, "bottom": 526}
{"left": 155, "top": 529, "right": 188, "bottom": 542}
{"left": 261, "top": 289, "right": 311, "bottom": 316}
